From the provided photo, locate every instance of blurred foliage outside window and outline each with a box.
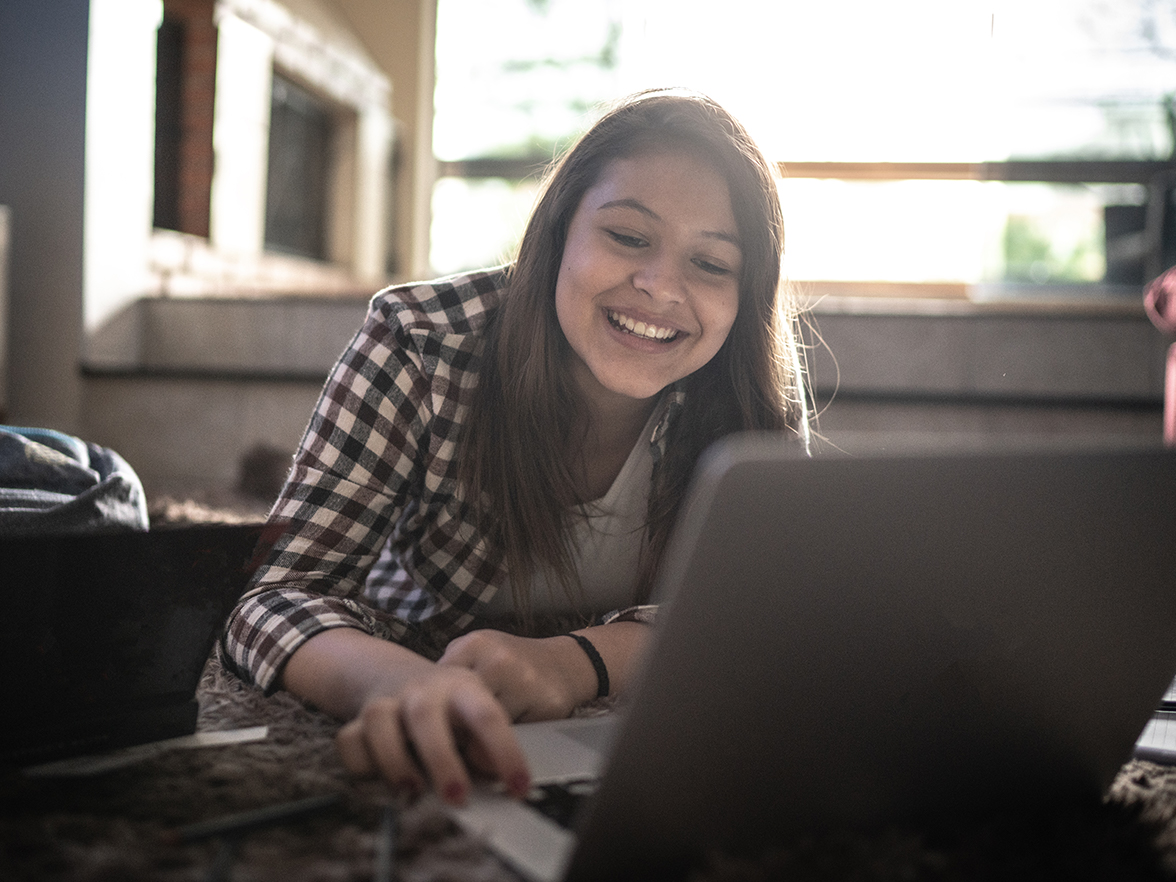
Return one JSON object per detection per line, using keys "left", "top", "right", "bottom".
{"left": 432, "top": 0, "right": 1176, "bottom": 297}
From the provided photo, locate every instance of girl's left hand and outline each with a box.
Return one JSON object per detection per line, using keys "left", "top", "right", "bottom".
{"left": 437, "top": 630, "right": 598, "bottom": 722}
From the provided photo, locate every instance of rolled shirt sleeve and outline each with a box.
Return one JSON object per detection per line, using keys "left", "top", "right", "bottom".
{"left": 221, "top": 271, "right": 506, "bottom": 691}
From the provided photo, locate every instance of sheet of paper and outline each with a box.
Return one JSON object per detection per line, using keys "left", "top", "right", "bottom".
{"left": 23, "top": 726, "right": 269, "bottom": 777}
{"left": 1135, "top": 713, "right": 1176, "bottom": 764}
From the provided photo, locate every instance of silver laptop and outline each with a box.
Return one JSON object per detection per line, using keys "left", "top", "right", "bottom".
{"left": 451, "top": 434, "right": 1176, "bottom": 882}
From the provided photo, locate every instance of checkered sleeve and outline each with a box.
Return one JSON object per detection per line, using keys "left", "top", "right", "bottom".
{"left": 603, "top": 604, "right": 659, "bottom": 627}
{"left": 222, "top": 287, "right": 458, "bottom": 692}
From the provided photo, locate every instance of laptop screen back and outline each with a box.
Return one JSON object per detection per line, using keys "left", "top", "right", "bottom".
{"left": 566, "top": 437, "right": 1176, "bottom": 881}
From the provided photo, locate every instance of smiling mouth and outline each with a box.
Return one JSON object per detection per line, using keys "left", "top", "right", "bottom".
{"left": 606, "top": 309, "right": 681, "bottom": 342}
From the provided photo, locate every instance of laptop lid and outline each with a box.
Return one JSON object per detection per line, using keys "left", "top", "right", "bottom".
{"left": 563, "top": 435, "right": 1176, "bottom": 881}
{"left": 0, "top": 522, "right": 271, "bottom": 764}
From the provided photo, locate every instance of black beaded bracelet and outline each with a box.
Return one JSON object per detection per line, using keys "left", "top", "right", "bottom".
{"left": 567, "top": 632, "right": 609, "bottom": 699}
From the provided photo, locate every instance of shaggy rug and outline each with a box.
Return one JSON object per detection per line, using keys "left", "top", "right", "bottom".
{"left": 3, "top": 495, "right": 1176, "bottom": 880}
{"left": 5, "top": 653, "right": 1176, "bottom": 882}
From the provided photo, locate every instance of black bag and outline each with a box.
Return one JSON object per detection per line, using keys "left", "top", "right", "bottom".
{"left": 0, "top": 426, "right": 149, "bottom": 537}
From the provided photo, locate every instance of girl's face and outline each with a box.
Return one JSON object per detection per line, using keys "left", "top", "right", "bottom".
{"left": 555, "top": 149, "right": 742, "bottom": 408}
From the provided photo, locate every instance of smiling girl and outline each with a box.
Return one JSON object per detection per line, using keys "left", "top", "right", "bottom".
{"left": 222, "top": 89, "right": 811, "bottom": 805}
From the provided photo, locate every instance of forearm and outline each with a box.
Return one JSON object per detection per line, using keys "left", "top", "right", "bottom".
{"left": 297, "top": 626, "right": 531, "bottom": 804}
{"left": 280, "top": 626, "right": 436, "bottom": 720}
{"left": 284, "top": 617, "right": 652, "bottom": 725}
{"left": 435, "top": 619, "right": 653, "bottom": 721}
{"left": 567, "top": 620, "right": 652, "bottom": 703}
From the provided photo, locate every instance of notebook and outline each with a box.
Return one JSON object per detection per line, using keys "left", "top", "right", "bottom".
{"left": 0, "top": 521, "right": 273, "bottom": 765}
{"left": 449, "top": 434, "right": 1176, "bottom": 882}
{"left": 1131, "top": 678, "right": 1176, "bottom": 763}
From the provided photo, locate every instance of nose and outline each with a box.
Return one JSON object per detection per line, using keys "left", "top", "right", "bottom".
{"left": 632, "top": 250, "right": 685, "bottom": 303}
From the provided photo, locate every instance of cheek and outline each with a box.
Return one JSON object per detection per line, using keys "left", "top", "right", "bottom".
{"left": 554, "top": 258, "right": 582, "bottom": 342}
{"left": 706, "top": 290, "right": 740, "bottom": 350}
{"left": 556, "top": 239, "right": 593, "bottom": 290}
{"left": 554, "top": 243, "right": 601, "bottom": 318}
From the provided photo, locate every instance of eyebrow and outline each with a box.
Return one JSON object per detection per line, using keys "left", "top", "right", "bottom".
{"left": 597, "top": 198, "right": 742, "bottom": 249}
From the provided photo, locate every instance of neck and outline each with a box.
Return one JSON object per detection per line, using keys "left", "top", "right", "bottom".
{"left": 567, "top": 360, "right": 661, "bottom": 501}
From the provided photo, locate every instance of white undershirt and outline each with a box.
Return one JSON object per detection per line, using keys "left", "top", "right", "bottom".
{"left": 482, "top": 404, "right": 660, "bottom": 620}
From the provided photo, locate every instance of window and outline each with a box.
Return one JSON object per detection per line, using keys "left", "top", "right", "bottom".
{"left": 153, "top": 14, "right": 184, "bottom": 231}
{"left": 432, "top": 0, "right": 1176, "bottom": 299}
{"left": 264, "top": 73, "right": 333, "bottom": 261}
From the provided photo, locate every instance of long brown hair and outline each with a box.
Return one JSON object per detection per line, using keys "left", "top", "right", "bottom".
{"left": 459, "top": 89, "right": 810, "bottom": 614}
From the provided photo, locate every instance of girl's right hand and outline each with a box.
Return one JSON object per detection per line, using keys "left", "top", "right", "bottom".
{"left": 334, "top": 665, "right": 532, "bottom": 805}
{"left": 280, "top": 628, "right": 531, "bottom": 806}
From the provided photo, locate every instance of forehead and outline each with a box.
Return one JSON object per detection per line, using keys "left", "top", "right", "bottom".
{"left": 581, "top": 149, "right": 738, "bottom": 234}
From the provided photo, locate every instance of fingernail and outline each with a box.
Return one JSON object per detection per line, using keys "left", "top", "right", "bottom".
{"left": 443, "top": 781, "right": 466, "bottom": 805}
{"left": 509, "top": 772, "right": 531, "bottom": 798}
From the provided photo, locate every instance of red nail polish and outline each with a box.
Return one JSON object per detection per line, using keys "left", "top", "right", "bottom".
{"left": 509, "top": 772, "right": 530, "bottom": 797}
{"left": 443, "top": 781, "right": 466, "bottom": 804}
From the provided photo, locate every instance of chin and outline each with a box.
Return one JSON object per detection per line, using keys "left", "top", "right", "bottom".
{"left": 601, "top": 376, "right": 673, "bottom": 402}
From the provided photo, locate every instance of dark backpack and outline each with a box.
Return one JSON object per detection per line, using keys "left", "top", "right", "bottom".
{"left": 0, "top": 426, "right": 149, "bottom": 537}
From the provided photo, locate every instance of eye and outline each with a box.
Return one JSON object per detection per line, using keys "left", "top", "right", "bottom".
{"left": 693, "top": 257, "right": 734, "bottom": 277}
{"left": 607, "top": 230, "right": 647, "bottom": 248}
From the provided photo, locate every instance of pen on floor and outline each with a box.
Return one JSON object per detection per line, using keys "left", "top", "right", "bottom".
{"left": 373, "top": 800, "right": 397, "bottom": 882}
{"left": 164, "top": 793, "right": 342, "bottom": 844}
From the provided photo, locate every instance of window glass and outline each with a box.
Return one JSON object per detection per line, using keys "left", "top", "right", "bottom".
{"left": 433, "top": 0, "right": 1176, "bottom": 295}
{"left": 153, "top": 15, "right": 184, "bottom": 232}
{"left": 265, "top": 73, "right": 332, "bottom": 261}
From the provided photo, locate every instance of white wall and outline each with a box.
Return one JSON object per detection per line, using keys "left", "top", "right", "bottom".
{"left": 354, "top": 105, "right": 395, "bottom": 278}
{"left": 209, "top": 12, "right": 275, "bottom": 260}
{"left": 83, "top": 0, "right": 162, "bottom": 334}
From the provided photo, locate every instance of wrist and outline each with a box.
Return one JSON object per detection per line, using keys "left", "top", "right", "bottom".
{"left": 282, "top": 627, "right": 435, "bottom": 719}
{"left": 540, "top": 633, "right": 598, "bottom": 709}
{"left": 565, "top": 632, "right": 609, "bottom": 699}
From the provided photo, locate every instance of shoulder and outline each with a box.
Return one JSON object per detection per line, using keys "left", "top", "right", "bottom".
{"left": 369, "top": 266, "right": 509, "bottom": 337}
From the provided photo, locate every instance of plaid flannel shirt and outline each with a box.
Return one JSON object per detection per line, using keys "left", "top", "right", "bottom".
{"left": 222, "top": 268, "right": 672, "bottom": 693}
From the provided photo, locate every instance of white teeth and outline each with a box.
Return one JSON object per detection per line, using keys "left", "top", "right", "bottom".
{"left": 607, "top": 309, "right": 678, "bottom": 341}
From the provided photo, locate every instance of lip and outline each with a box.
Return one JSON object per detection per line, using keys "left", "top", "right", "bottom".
{"left": 603, "top": 307, "right": 687, "bottom": 347}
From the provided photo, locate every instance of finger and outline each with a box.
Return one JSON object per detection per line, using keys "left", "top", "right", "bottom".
{"left": 401, "top": 691, "right": 476, "bottom": 806}
{"left": 436, "top": 635, "right": 475, "bottom": 668}
{"left": 335, "top": 718, "right": 377, "bottom": 777}
{"left": 363, "top": 700, "right": 431, "bottom": 795}
{"left": 449, "top": 687, "right": 532, "bottom": 799}
{"left": 338, "top": 699, "right": 425, "bottom": 795}
{"left": 438, "top": 634, "right": 535, "bottom": 720}
{"left": 437, "top": 630, "right": 498, "bottom": 672}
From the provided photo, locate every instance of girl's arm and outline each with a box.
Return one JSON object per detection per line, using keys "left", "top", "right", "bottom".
{"left": 224, "top": 274, "right": 502, "bottom": 692}
{"left": 281, "top": 620, "right": 651, "bottom": 805}
{"left": 281, "top": 627, "right": 532, "bottom": 806}
{"left": 438, "top": 620, "right": 652, "bottom": 717}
